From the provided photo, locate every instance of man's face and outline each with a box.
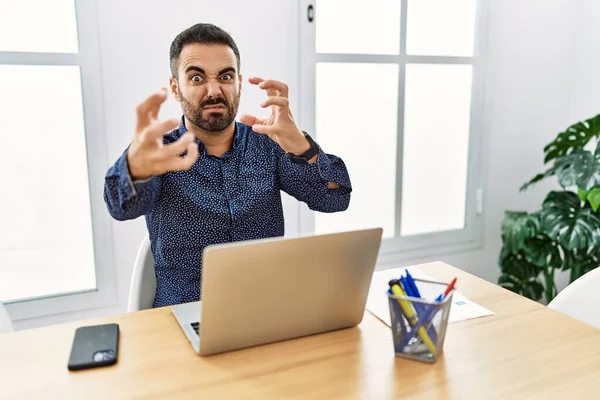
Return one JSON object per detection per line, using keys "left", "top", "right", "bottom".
{"left": 171, "top": 43, "right": 241, "bottom": 133}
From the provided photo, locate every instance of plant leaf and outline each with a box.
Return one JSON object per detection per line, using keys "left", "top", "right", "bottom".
{"left": 520, "top": 168, "right": 556, "bottom": 192}
{"left": 523, "top": 235, "right": 562, "bottom": 268}
{"left": 541, "top": 191, "right": 600, "bottom": 250}
{"left": 581, "top": 253, "right": 600, "bottom": 277}
{"left": 587, "top": 188, "right": 600, "bottom": 212}
{"left": 544, "top": 114, "right": 600, "bottom": 164}
{"left": 498, "top": 251, "right": 544, "bottom": 301}
{"left": 554, "top": 149, "right": 600, "bottom": 191}
{"left": 562, "top": 248, "right": 578, "bottom": 272}
{"left": 563, "top": 248, "right": 600, "bottom": 278}
{"left": 578, "top": 186, "right": 589, "bottom": 202}
{"left": 501, "top": 211, "right": 541, "bottom": 253}
{"left": 594, "top": 140, "right": 600, "bottom": 157}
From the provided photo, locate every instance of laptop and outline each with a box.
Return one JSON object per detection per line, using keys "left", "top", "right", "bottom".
{"left": 170, "top": 227, "right": 383, "bottom": 356}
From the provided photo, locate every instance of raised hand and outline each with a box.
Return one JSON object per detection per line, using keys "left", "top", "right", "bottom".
{"left": 239, "top": 77, "right": 311, "bottom": 156}
{"left": 127, "top": 88, "right": 199, "bottom": 180}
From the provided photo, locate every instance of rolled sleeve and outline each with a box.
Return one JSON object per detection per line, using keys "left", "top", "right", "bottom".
{"left": 104, "top": 150, "right": 159, "bottom": 220}
{"left": 277, "top": 147, "right": 352, "bottom": 212}
{"left": 305, "top": 148, "right": 352, "bottom": 193}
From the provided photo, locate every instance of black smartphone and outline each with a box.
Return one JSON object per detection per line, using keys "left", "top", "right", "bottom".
{"left": 67, "top": 323, "right": 119, "bottom": 371}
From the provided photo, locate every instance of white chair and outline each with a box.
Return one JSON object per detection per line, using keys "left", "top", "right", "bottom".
{"left": 127, "top": 235, "right": 157, "bottom": 312}
{"left": 548, "top": 268, "right": 600, "bottom": 329}
{"left": 0, "top": 300, "right": 14, "bottom": 333}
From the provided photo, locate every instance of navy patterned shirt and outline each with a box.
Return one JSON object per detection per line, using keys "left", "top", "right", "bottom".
{"left": 104, "top": 119, "right": 351, "bottom": 308}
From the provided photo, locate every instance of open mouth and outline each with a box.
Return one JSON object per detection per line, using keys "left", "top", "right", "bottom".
{"left": 203, "top": 105, "right": 226, "bottom": 111}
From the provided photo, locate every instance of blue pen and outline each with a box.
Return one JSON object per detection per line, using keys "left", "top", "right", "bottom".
{"left": 405, "top": 270, "right": 421, "bottom": 298}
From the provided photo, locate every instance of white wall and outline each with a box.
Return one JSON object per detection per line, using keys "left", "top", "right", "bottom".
{"left": 15, "top": 0, "right": 600, "bottom": 329}
{"left": 569, "top": 0, "right": 600, "bottom": 123}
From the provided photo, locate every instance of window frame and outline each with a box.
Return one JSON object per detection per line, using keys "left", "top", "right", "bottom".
{"left": 0, "top": 0, "right": 117, "bottom": 321}
{"left": 298, "top": 0, "right": 489, "bottom": 263}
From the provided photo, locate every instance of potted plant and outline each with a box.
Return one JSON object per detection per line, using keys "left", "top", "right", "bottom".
{"left": 499, "top": 114, "right": 600, "bottom": 303}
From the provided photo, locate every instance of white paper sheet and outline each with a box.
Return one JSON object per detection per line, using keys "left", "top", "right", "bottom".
{"left": 366, "top": 267, "right": 494, "bottom": 327}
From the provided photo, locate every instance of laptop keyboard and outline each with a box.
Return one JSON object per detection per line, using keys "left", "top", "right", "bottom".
{"left": 190, "top": 322, "right": 200, "bottom": 335}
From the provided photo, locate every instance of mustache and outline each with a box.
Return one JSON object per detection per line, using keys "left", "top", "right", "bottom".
{"left": 200, "top": 98, "right": 228, "bottom": 108}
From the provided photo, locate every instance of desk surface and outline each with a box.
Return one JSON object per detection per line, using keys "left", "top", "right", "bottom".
{"left": 2, "top": 262, "right": 600, "bottom": 399}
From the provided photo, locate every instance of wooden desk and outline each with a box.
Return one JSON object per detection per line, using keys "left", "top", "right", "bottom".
{"left": 2, "top": 262, "right": 600, "bottom": 399}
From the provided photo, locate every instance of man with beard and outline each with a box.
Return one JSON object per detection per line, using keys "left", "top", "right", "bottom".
{"left": 104, "top": 23, "right": 351, "bottom": 308}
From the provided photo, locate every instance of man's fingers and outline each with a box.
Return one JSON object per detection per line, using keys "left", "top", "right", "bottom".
{"left": 135, "top": 88, "right": 168, "bottom": 132}
{"left": 248, "top": 76, "right": 265, "bottom": 85}
{"left": 145, "top": 118, "right": 180, "bottom": 140}
{"left": 261, "top": 96, "right": 289, "bottom": 109}
{"left": 248, "top": 77, "right": 289, "bottom": 98}
{"left": 162, "top": 132, "right": 195, "bottom": 158}
{"left": 252, "top": 124, "right": 278, "bottom": 136}
{"left": 164, "top": 141, "right": 199, "bottom": 172}
{"left": 239, "top": 113, "right": 267, "bottom": 127}
{"left": 258, "top": 80, "right": 289, "bottom": 98}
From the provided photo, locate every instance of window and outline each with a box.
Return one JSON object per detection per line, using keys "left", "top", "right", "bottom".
{"left": 300, "top": 0, "right": 486, "bottom": 260}
{"left": 0, "top": 0, "right": 115, "bottom": 320}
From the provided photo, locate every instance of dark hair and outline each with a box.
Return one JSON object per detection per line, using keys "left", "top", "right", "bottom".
{"left": 169, "top": 23, "right": 241, "bottom": 78}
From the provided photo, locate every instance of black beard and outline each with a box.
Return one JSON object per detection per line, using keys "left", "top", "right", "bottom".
{"left": 181, "top": 94, "right": 240, "bottom": 132}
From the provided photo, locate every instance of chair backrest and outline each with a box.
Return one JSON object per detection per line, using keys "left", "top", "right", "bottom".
{"left": 127, "top": 235, "right": 157, "bottom": 312}
{"left": 0, "top": 300, "right": 14, "bottom": 334}
{"left": 548, "top": 268, "right": 600, "bottom": 329}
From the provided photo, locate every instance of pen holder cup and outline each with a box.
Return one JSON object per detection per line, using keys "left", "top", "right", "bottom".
{"left": 387, "top": 279, "right": 453, "bottom": 363}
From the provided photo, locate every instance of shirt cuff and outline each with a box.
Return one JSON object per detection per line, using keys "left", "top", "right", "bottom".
{"left": 293, "top": 148, "right": 352, "bottom": 192}
{"left": 114, "top": 150, "right": 154, "bottom": 202}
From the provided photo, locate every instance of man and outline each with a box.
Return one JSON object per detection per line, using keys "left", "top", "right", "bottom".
{"left": 104, "top": 23, "right": 351, "bottom": 308}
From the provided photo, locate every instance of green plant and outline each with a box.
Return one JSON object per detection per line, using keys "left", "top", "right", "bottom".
{"left": 499, "top": 114, "right": 600, "bottom": 303}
